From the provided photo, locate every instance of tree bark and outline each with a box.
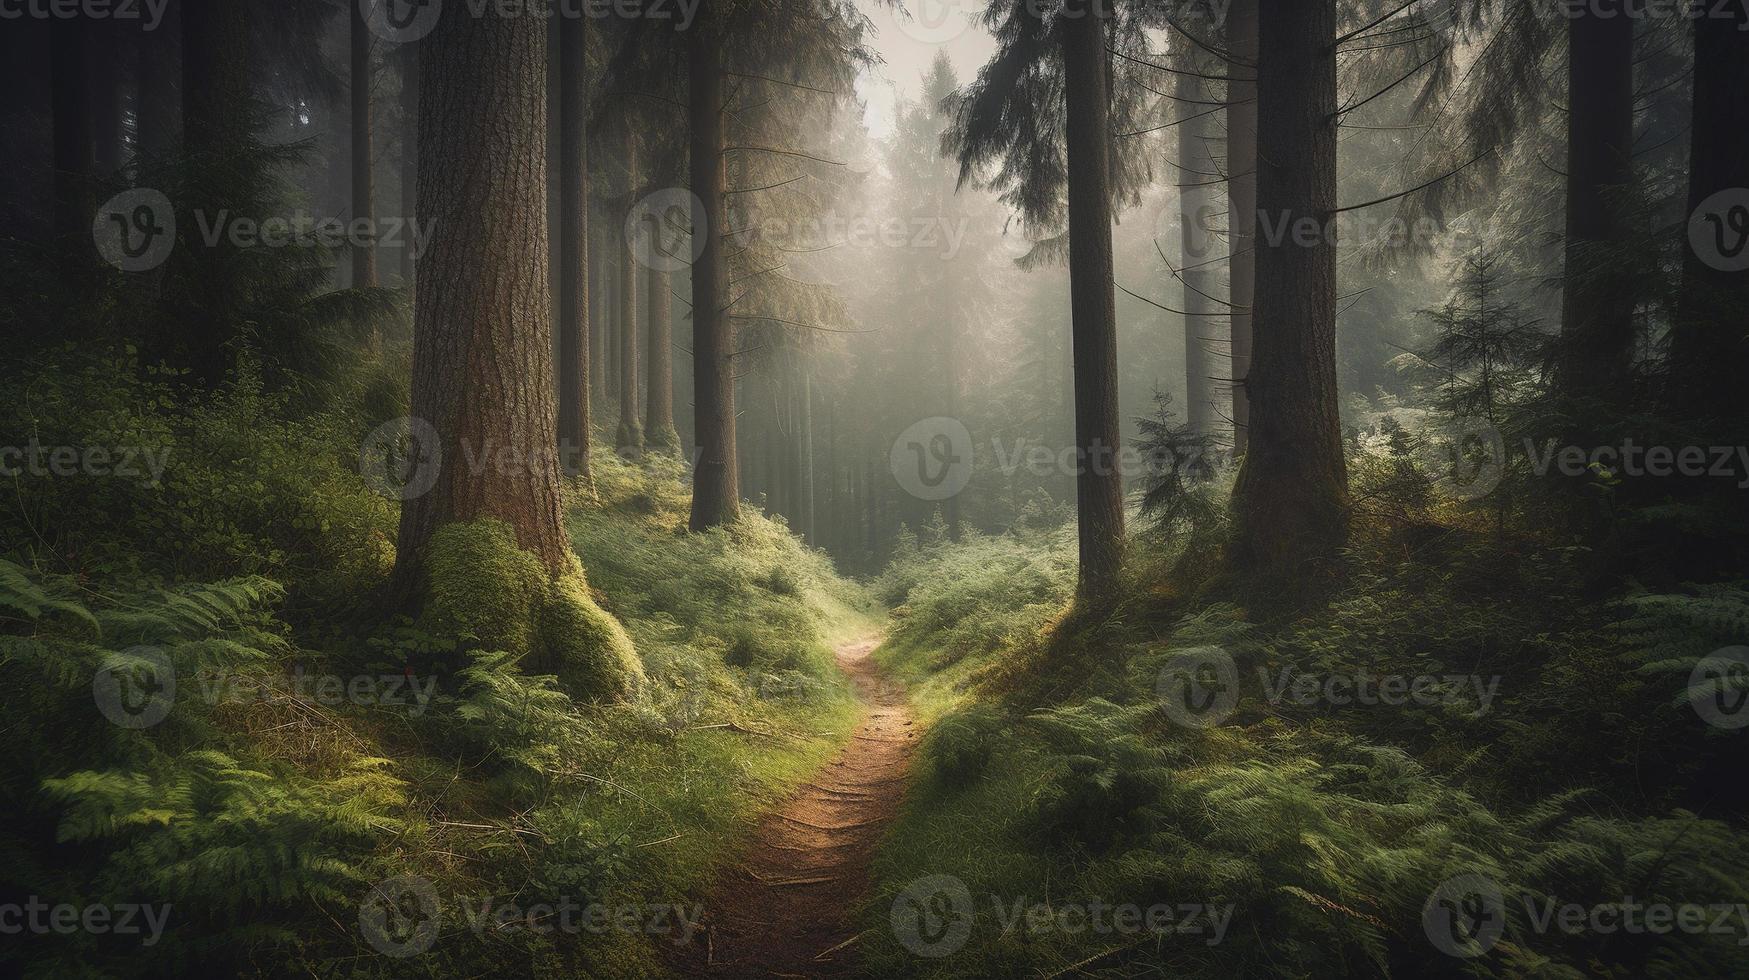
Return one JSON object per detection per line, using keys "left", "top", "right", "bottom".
{"left": 943, "top": 310, "right": 963, "bottom": 540}
{"left": 1177, "top": 35, "right": 1216, "bottom": 437}
{"left": 1228, "top": 0, "right": 1347, "bottom": 575}
{"left": 50, "top": 18, "right": 93, "bottom": 245}
{"left": 392, "top": 7, "right": 570, "bottom": 588}
{"left": 90, "top": 23, "right": 124, "bottom": 178}
{"left": 556, "top": 14, "right": 592, "bottom": 480}
{"left": 134, "top": 18, "right": 179, "bottom": 168}
{"left": 182, "top": 0, "right": 247, "bottom": 162}
{"left": 1668, "top": 4, "right": 1749, "bottom": 423}
{"left": 1557, "top": 2, "right": 1636, "bottom": 402}
{"left": 1060, "top": 0, "right": 1126, "bottom": 598}
{"left": 688, "top": 0, "right": 740, "bottom": 529}
{"left": 1227, "top": 0, "right": 1258, "bottom": 456}
{"left": 645, "top": 266, "right": 678, "bottom": 449}
{"left": 590, "top": 199, "right": 608, "bottom": 411}
{"left": 180, "top": 0, "right": 249, "bottom": 384}
{"left": 400, "top": 50, "right": 419, "bottom": 287}
{"left": 798, "top": 366, "right": 815, "bottom": 542}
{"left": 616, "top": 133, "right": 644, "bottom": 454}
{"left": 350, "top": 0, "right": 377, "bottom": 288}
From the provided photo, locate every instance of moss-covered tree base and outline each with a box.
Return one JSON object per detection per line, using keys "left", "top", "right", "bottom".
{"left": 418, "top": 518, "right": 644, "bottom": 701}
{"left": 643, "top": 424, "right": 681, "bottom": 454}
{"left": 615, "top": 420, "right": 645, "bottom": 457}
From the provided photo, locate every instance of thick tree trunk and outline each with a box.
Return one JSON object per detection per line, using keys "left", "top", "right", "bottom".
{"left": 556, "top": 15, "right": 591, "bottom": 480}
{"left": 391, "top": 8, "right": 570, "bottom": 589}
{"left": 616, "top": 136, "right": 644, "bottom": 454}
{"left": 50, "top": 19, "right": 93, "bottom": 245}
{"left": 1229, "top": 0, "right": 1347, "bottom": 575}
{"left": 688, "top": 1, "right": 740, "bottom": 529}
{"left": 1668, "top": 5, "right": 1749, "bottom": 423}
{"left": 1558, "top": 3, "right": 1636, "bottom": 401}
{"left": 645, "top": 267, "right": 679, "bottom": 449}
{"left": 350, "top": 0, "right": 377, "bottom": 288}
{"left": 1177, "top": 40, "right": 1216, "bottom": 436}
{"left": 400, "top": 52, "right": 418, "bottom": 287}
{"left": 90, "top": 24, "right": 124, "bottom": 178}
{"left": 180, "top": 0, "right": 249, "bottom": 384}
{"left": 1227, "top": 0, "right": 1258, "bottom": 456}
{"left": 1060, "top": 0, "right": 1126, "bottom": 598}
{"left": 182, "top": 0, "right": 246, "bottom": 169}
{"left": 134, "top": 19, "right": 179, "bottom": 168}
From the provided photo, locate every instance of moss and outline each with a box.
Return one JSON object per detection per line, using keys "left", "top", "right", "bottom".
{"left": 614, "top": 419, "right": 645, "bottom": 455}
{"left": 419, "top": 519, "right": 643, "bottom": 703}
{"left": 419, "top": 519, "right": 546, "bottom": 654}
{"left": 540, "top": 572, "right": 644, "bottom": 702}
{"left": 644, "top": 423, "right": 681, "bottom": 453}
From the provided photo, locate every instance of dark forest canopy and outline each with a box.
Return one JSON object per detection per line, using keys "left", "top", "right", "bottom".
{"left": 1, "top": 0, "right": 1747, "bottom": 977}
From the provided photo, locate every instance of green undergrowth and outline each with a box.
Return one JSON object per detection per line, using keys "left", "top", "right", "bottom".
{"left": 860, "top": 509, "right": 1749, "bottom": 978}
{"left": 871, "top": 522, "right": 1076, "bottom": 725}
{"left": 1, "top": 445, "right": 875, "bottom": 978}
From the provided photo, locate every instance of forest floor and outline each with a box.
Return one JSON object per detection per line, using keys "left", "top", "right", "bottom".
{"left": 671, "top": 635, "right": 917, "bottom": 978}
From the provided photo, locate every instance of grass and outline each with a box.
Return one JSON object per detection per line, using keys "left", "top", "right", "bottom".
{"left": 1, "top": 448, "right": 881, "bottom": 979}
{"left": 852, "top": 505, "right": 1749, "bottom": 980}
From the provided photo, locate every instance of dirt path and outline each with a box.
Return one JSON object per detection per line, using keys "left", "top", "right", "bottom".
{"left": 671, "top": 636, "right": 916, "bottom": 978}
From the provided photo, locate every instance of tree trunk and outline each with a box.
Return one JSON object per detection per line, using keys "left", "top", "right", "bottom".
{"left": 1229, "top": 0, "right": 1347, "bottom": 575}
{"left": 180, "top": 0, "right": 249, "bottom": 384}
{"left": 1668, "top": 5, "right": 1749, "bottom": 423}
{"left": 556, "top": 14, "right": 591, "bottom": 480}
{"left": 183, "top": 0, "right": 247, "bottom": 158}
{"left": 400, "top": 51, "right": 419, "bottom": 286}
{"left": 824, "top": 397, "right": 839, "bottom": 554}
{"left": 688, "top": 0, "right": 740, "bottom": 529}
{"left": 1227, "top": 0, "right": 1258, "bottom": 456}
{"left": 590, "top": 200, "right": 608, "bottom": 411}
{"left": 1177, "top": 37, "right": 1216, "bottom": 437}
{"left": 1060, "top": 0, "right": 1126, "bottom": 598}
{"left": 616, "top": 134, "right": 644, "bottom": 454}
{"left": 50, "top": 18, "right": 93, "bottom": 245}
{"left": 350, "top": 0, "right": 377, "bottom": 288}
{"left": 90, "top": 23, "right": 124, "bottom": 178}
{"left": 646, "top": 266, "right": 679, "bottom": 449}
{"left": 1557, "top": 2, "right": 1636, "bottom": 402}
{"left": 134, "top": 19, "right": 179, "bottom": 168}
{"left": 798, "top": 366, "right": 815, "bottom": 542}
{"left": 391, "top": 8, "right": 570, "bottom": 589}
{"left": 943, "top": 310, "right": 963, "bottom": 540}
{"left": 604, "top": 238, "right": 620, "bottom": 399}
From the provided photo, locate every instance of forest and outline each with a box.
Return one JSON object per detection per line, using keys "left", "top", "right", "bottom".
{"left": 2, "top": 0, "right": 1747, "bottom": 976}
